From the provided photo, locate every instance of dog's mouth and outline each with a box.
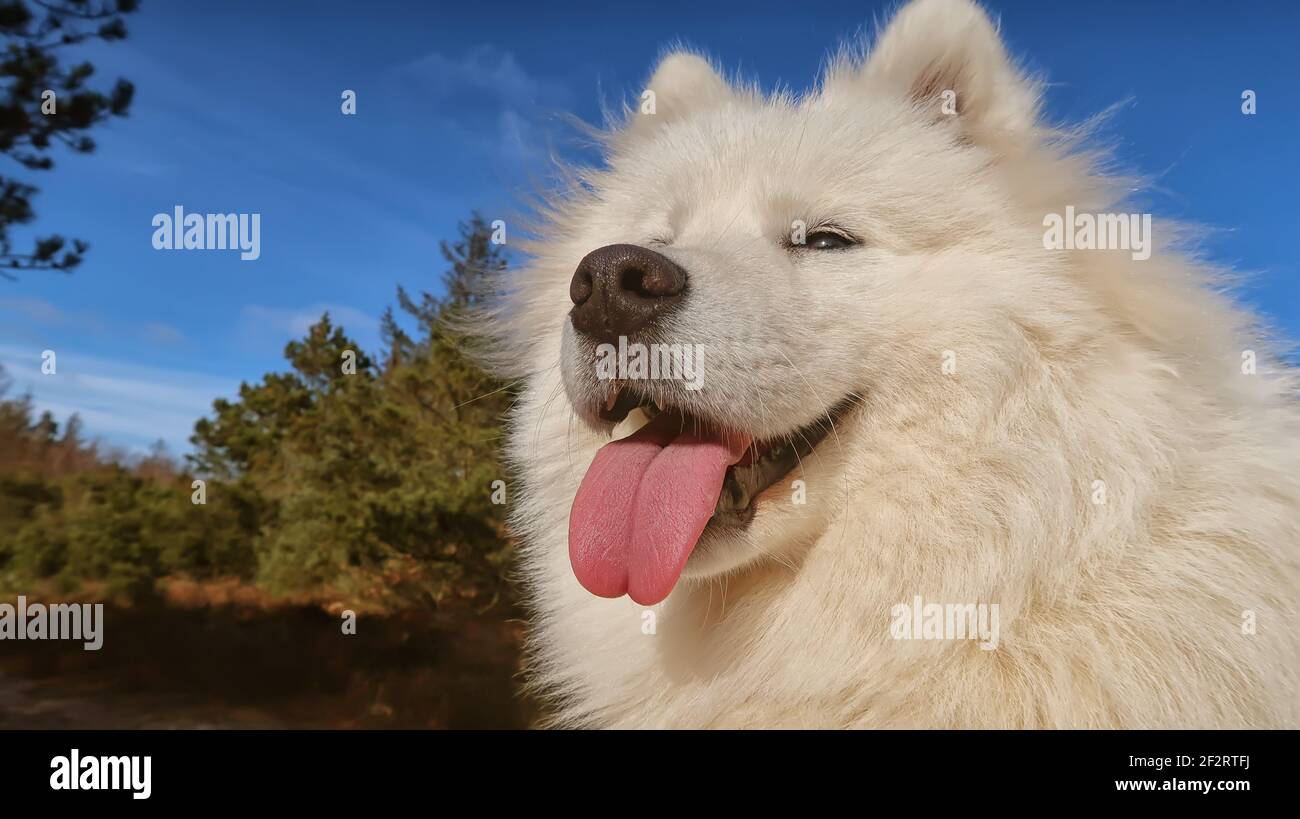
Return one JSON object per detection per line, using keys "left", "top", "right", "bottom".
{"left": 568, "top": 383, "right": 855, "bottom": 605}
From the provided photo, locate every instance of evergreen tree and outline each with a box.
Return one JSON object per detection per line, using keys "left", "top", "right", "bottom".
{"left": 188, "top": 214, "right": 515, "bottom": 609}
{"left": 2, "top": 213, "right": 516, "bottom": 611}
{"left": 0, "top": 0, "right": 137, "bottom": 277}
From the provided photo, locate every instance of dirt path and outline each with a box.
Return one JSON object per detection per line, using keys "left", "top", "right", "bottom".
{"left": 0, "top": 602, "right": 535, "bottom": 729}
{"left": 0, "top": 670, "right": 290, "bottom": 729}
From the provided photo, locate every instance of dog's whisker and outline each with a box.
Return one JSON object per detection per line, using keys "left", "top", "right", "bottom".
{"left": 531, "top": 369, "right": 567, "bottom": 464}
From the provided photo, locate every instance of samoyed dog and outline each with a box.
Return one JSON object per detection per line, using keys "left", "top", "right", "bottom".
{"left": 478, "top": 0, "right": 1300, "bottom": 727}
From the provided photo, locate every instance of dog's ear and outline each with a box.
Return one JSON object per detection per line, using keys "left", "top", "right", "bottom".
{"left": 626, "top": 52, "right": 733, "bottom": 136}
{"left": 848, "top": 0, "right": 1041, "bottom": 148}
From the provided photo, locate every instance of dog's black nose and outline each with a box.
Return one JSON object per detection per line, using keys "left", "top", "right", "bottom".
{"left": 569, "top": 243, "right": 686, "bottom": 342}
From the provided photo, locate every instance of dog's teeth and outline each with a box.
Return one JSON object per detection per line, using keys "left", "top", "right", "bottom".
{"left": 605, "top": 389, "right": 620, "bottom": 411}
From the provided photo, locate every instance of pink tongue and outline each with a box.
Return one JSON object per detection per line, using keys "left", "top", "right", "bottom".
{"left": 568, "top": 413, "right": 749, "bottom": 604}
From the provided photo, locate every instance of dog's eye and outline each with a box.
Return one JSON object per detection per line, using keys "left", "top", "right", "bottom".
{"left": 803, "top": 231, "right": 856, "bottom": 251}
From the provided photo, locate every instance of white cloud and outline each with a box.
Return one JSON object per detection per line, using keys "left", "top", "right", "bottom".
{"left": 0, "top": 344, "right": 238, "bottom": 455}
{"left": 395, "top": 45, "right": 566, "bottom": 109}
{"left": 390, "top": 45, "right": 570, "bottom": 166}
{"left": 238, "top": 303, "right": 380, "bottom": 352}
{"left": 141, "top": 321, "right": 187, "bottom": 346}
{"left": 0, "top": 297, "right": 65, "bottom": 325}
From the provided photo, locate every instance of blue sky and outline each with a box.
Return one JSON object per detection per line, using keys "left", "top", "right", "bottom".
{"left": 0, "top": 0, "right": 1295, "bottom": 454}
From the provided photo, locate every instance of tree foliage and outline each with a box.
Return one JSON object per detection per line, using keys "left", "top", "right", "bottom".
{"left": 0, "top": 0, "right": 137, "bottom": 278}
{"left": 0, "top": 381, "right": 256, "bottom": 599}
{"left": 0, "top": 213, "right": 516, "bottom": 612}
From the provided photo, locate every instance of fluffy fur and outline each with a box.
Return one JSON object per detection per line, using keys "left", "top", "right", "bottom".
{"left": 477, "top": 0, "right": 1300, "bottom": 727}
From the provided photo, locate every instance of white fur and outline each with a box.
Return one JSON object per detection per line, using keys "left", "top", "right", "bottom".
{"left": 479, "top": 0, "right": 1300, "bottom": 727}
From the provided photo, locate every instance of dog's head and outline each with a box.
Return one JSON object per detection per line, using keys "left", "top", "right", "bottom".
{"left": 513, "top": 0, "right": 1113, "bottom": 605}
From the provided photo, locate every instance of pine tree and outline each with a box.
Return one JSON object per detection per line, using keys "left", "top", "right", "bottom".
{"left": 0, "top": 0, "right": 137, "bottom": 277}
{"left": 187, "top": 213, "right": 515, "bottom": 610}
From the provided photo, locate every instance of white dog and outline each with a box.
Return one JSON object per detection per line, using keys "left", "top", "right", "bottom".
{"left": 476, "top": 0, "right": 1300, "bottom": 727}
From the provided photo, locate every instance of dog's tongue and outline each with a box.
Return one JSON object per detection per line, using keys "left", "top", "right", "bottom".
{"left": 569, "top": 412, "right": 749, "bottom": 605}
